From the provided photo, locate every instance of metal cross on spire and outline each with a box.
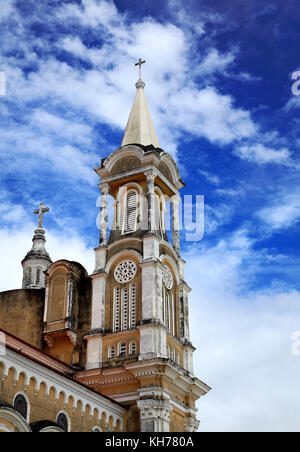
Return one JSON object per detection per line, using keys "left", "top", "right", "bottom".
{"left": 34, "top": 203, "right": 50, "bottom": 229}
{"left": 135, "top": 58, "right": 146, "bottom": 80}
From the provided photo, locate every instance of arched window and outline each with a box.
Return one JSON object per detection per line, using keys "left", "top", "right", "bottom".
{"left": 162, "top": 265, "right": 175, "bottom": 336}
{"left": 26, "top": 268, "right": 32, "bottom": 286}
{"left": 108, "top": 346, "right": 116, "bottom": 359}
{"left": 130, "top": 284, "right": 136, "bottom": 329}
{"left": 113, "top": 260, "right": 137, "bottom": 333}
{"left": 13, "top": 394, "right": 28, "bottom": 421}
{"left": 36, "top": 268, "right": 41, "bottom": 286}
{"left": 92, "top": 426, "right": 102, "bottom": 432}
{"left": 129, "top": 342, "right": 137, "bottom": 355}
{"left": 124, "top": 190, "right": 138, "bottom": 233}
{"left": 118, "top": 343, "right": 127, "bottom": 357}
{"left": 57, "top": 412, "right": 69, "bottom": 432}
{"left": 171, "top": 347, "right": 176, "bottom": 362}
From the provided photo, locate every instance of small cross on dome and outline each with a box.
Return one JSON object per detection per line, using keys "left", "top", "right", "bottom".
{"left": 34, "top": 203, "right": 49, "bottom": 229}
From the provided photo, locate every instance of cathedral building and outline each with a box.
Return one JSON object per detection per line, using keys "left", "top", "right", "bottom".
{"left": 0, "top": 61, "right": 211, "bottom": 433}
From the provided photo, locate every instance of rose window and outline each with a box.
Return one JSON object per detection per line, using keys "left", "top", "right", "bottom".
{"left": 114, "top": 260, "right": 137, "bottom": 284}
{"left": 163, "top": 266, "right": 173, "bottom": 290}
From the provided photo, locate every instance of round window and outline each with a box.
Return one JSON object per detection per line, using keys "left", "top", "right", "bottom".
{"left": 114, "top": 260, "right": 137, "bottom": 284}
{"left": 163, "top": 266, "right": 173, "bottom": 290}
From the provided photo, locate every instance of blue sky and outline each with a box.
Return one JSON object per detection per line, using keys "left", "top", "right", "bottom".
{"left": 0, "top": 0, "right": 300, "bottom": 432}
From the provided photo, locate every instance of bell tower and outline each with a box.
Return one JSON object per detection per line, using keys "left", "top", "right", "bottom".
{"left": 22, "top": 203, "right": 52, "bottom": 289}
{"left": 77, "top": 61, "right": 211, "bottom": 432}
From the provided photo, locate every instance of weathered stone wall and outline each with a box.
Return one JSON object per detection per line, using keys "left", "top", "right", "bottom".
{"left": 0, "top": 289, "right": 44, "bottom": 349}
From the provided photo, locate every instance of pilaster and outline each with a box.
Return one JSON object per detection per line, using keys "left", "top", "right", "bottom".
{"left": 138, "top": 324, "right": 167, "bottom": 360}
{"left": 99, "top": 183, "right": 110, "bottom": 246}
{"left": 145, "top": 170, "right": 157, "bottom": 233}
{"left": 90, "top": 272, "right": 108, "bottom": 332}
{"left": 171, "top": 195, "right": 181, "bottom": 256}
{"left": 137, "top": 398, "right": 172, "bottom": 432}
{"left": 85, "top": 334, "right": 103, "bottom": 370}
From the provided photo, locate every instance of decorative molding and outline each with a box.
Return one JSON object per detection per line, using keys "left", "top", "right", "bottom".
{"left": 0, "top": 346, "right": 126, "bottom": 425}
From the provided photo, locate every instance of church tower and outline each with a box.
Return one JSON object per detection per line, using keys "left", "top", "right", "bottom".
{"left": 77, "top": 60, "right": 210, "bottom": 432}
{"left": 22, "top": 203, "right": 52, "bottom": 289}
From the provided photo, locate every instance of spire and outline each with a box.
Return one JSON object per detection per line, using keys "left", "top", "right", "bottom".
{"left": 121, "top": 59, "right": 160, "bottom": 148}
{"left": 22, "top": 203, "right": 52, "bottom": 289}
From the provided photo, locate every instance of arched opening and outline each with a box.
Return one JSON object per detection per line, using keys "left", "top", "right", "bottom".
{"left": 56, "top": 412, "right": 69, "bottom": 432}
{"left": 26, "top": 267, "right": 32, "bottom": 286}
{"left": 35, "top": 268, "right": 41, "bottom": 286}
{"left": 108, "top": 346, "right": 116, "bottom": 359}
{"left": 129, "top": 342, "right": 137, "bottom": 356}
{"left": 13, "top": 393, "right": 28, "bottom": 421}
{"left": 123, "top": 189, "right": 138, "bottom": 233}
{"left": 118, "top": 343, "right": 127, "bottom": 357}
{"left": 112, "top": 259, "right": 138, "bottom": 333}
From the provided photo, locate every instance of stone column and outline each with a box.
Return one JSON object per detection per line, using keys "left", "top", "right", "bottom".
{"left": 145, "top": 170, "right": 156, "bottom": 233}
{"left": 137, "top": 399, "right": 172, "bottom": 432}
{"left": 99, "top": 183, "right": 110, "bottom": 246}
{"left": 171, "top": 195, "right": 181, "bottom": 255}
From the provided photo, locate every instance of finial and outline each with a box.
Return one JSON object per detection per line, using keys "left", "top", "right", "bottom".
{"left": 135, "top": 58, "right": 146, "bottom": 89}
{"left": 34, "top": 203, "right": 50, "bottom": 229}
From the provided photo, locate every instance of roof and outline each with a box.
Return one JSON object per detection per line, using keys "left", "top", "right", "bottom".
{"left": 0, "top": 329, "right": 126, "bottom": 411}
{"left": 121, "top": 79, "right": 160, "bottom": 148}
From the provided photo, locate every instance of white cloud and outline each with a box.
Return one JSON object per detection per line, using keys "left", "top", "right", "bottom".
{"left": 235, "top": 143, "right": 292, "bottom": 166}
{"left": 205, "top": 203, "right": 234, "bottom": 235}
{"left": 0, "top": 0, "right": 14, "bottom": 19}
{"left": 185, "top": 232, "right": 300, "bottom": 432}
{"left": 215, "top": 187, "right": 245, "bottom": 198}
{"left": 0, "top": 119, "right": 98, "bottom": 185}
{"left": 196, "top": 48, "right": 236, "bottom": 76}
{"left": 0, "top": 220, "right": 94, "bottom": 293}
{"left": 258, "top": 195, "right": 300, "bottom": 231}
{"left": 168, "top": 86, "right": 256, "bottom": 144}
{"left": 1, "top": 0, "right": 259, "bottom": 159}
{"left": 57, "top": 0, "right": 121, "bottom": 29}
{"left": 31, "top": 110, "right": 92, "bottom": 144}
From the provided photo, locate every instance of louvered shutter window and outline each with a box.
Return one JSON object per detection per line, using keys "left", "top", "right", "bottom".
{"left": 119, "top": 343, "right": 127, "bottom": 356}
{"left": 114, "top": 287, "right": 120, "bottom": 332}
{"left": 122, "top": 288, "right": 129, "bottom": 331}
{"left": 130, "top": 342, "right": 137, "bottom": 355}
{"left": 125, "top": 191, "right": 137, "bottom": 232}
{"left": 130, "top": 284, "right": 136, "bottom": 329}
{"left": 36, "top": 268, "right": 41, "bottom": 285}
{"left": 27, "top": 268, "right": 32, "bottom": 285}
{"left": 108, "top": 346, "right": 115, "bottom": 359}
